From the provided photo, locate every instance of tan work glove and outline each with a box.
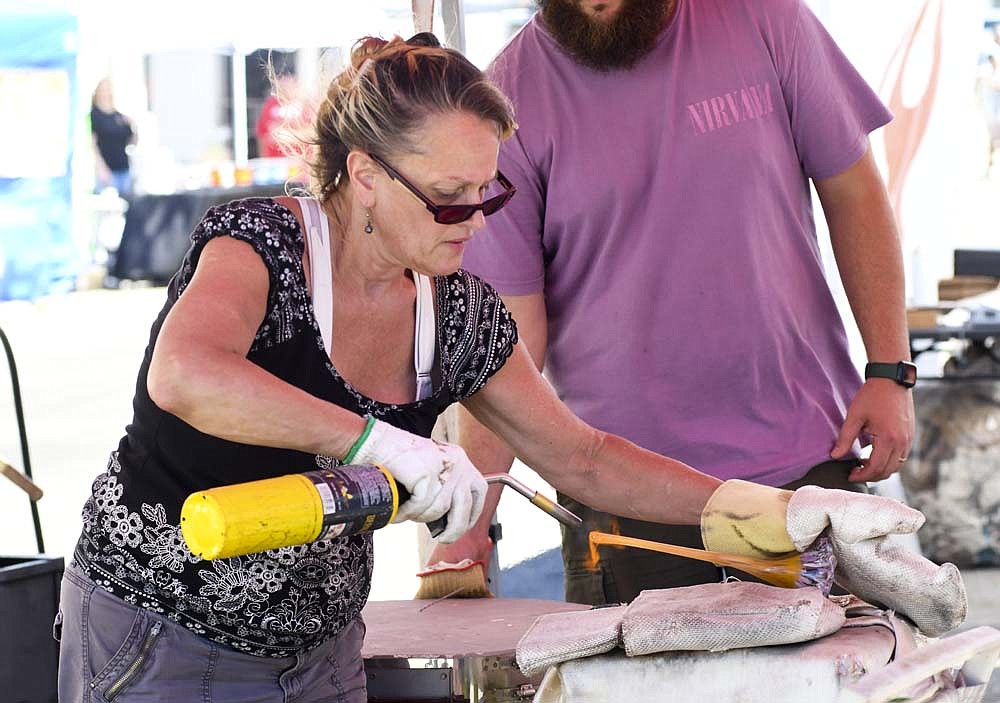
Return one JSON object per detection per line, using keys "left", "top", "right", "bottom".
{"left": 700, "top": 479, "right": 797, "bottom": 558}
{"left": 701, "top": 480, "right": 967, "bottom": 637}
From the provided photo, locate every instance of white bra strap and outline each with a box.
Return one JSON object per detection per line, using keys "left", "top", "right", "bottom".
{"left": 297, "top": 197, "right": 334, "bottom": 356}
{"left": 300, "top": 195, "right": 433, "bottom": 401}
{"left": 413, "top": 272, "right": 436, "bottom": 401}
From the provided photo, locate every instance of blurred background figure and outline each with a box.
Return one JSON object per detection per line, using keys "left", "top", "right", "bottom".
{"left": 90, "top": 77, "right": 136, "bottom": 197}
{"left": 254, "top": 71, "right": 304, "bottom": 159}
{"left": 978, "top": 26, "right": 1000, "bottom": 172}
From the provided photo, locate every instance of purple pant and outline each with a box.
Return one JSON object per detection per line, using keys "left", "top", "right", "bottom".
{"left": 56, "top": 564, "right": 366, "bottom": 702}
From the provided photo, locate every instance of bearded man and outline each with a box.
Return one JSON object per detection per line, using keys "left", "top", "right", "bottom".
{"left": 419, "top": 0, "right": 916, "bottom": 605}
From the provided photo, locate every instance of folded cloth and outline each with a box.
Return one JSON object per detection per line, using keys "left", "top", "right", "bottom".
{"left": 516, "top": 605, "right": 626, "bottom": 676}
{"left": 533, "top": 621, "right": 899, "bottom": 703}
{"left": 517, "top": 581, "right": 845, "bottom": 676}
{"left": 621, "top": 582, "right": 845, "bottom": 656}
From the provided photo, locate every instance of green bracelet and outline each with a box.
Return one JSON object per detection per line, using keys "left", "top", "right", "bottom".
{"left": 343, "top": 415, "right": 376, "bottom": 464}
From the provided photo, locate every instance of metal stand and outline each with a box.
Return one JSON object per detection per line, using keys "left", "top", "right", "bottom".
{"left": 0, "top": 325, "right": 45, "bottom": 553}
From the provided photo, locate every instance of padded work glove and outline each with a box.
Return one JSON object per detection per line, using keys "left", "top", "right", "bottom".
{"left": 701, "top": 480, "right": 967, "bottom": 637}
{"left": 349, "top": 419, "right": 487, "bottom": 543}
{"left": 700, "top": 479, "right": 797, "bottom": 558}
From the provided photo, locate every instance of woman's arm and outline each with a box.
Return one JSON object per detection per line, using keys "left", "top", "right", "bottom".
{"left": 461, "top": 341, "right": 721, "bottom": 525}
{"left": 147, "top": 235, "right": 364, "bottom": 458}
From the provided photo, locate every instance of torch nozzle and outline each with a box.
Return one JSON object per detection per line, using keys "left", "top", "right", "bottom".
{"left": 484, "top": 473, "right": 584, "bottom": 530}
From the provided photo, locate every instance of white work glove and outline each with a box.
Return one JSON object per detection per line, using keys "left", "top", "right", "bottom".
{"left": 785, "top": 486, "right": 967, "bottom": 637}
{"left": 350, "top": 419, "right": 487, "bottom": 544}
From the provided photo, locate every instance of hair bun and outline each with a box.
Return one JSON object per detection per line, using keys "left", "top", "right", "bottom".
{"left": 406, "top": 32, "right": 441, "bottom": 48}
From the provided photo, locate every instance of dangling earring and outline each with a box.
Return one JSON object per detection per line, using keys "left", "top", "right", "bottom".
{"left": 364, "top": 209, "right": 374, "bottom": 235}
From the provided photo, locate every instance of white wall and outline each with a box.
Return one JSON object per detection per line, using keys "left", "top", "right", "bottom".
{"left": 147, "top": 51, "right": 229, "bottom": 167}
{"left": 808, "top": 0, "right": 990, "bottom": 312}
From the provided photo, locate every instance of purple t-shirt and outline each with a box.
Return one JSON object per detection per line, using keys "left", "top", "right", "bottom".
{"left": 463, "top": 0, "right": 893, "bottom": 486}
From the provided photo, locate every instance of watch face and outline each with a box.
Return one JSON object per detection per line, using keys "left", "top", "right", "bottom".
{"left": 897, "top": 362, "right": 918, "bottom": 387}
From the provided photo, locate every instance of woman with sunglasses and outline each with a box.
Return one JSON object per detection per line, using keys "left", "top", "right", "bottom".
{"left": 58, "top": 33, "right": 804, "bottom": 702}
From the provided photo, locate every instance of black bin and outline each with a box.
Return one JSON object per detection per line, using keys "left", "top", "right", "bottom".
{"left": 0, "top": 555, "right": 63, "bottom": 703}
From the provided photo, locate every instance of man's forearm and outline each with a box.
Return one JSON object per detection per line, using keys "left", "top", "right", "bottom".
{"left": 818, "top": 144, "right": 909, "bottom": 362}
{"left": 817, "top": 143, "right": 915, "bottom": 479}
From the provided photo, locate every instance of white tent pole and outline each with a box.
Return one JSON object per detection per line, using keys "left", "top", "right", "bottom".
{"left": 441, "top": 0, "right": 466, "bottom": 53}
{"left": 412, "top": 0, "right": 435, "bottom": 33}
{"left": 231, "top": 48, "right": 248, "bottom": 166}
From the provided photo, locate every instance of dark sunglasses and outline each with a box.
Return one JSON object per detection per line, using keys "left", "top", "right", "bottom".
{"left": 368, "top": 153, "right": 516, "bottom": 225}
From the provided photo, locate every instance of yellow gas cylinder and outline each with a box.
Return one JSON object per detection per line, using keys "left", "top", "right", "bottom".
{"left": 181, "top": 463, "right": 400, "bottom": 560}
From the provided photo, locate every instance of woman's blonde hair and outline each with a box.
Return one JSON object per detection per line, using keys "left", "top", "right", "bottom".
{"left": 299, "top": 34, "right": 516, "bottom": 202}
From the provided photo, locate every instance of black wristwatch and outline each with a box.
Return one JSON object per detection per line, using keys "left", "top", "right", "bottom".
{"left": 864, "top": 361, "right": 917, "bottom": 388}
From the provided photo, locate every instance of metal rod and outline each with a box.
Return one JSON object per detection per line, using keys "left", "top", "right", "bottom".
{"left": 230, "top": 48, "right": 248, "bottom": 166}
{"left": 411, "top": 0, "right": 435, "bottom": 33}
{"left": 483, "top": 473, "right": 584, "bottom": 530}
{"left": 440, "top": 0, "right": 466, "bottom": 53}
{"left": 0, "top": 325, "right": 45, "bottom": 553}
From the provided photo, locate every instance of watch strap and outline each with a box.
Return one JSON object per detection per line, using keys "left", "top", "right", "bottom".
{"left": 864, "top": 361, "right": 917, "bottom": 388}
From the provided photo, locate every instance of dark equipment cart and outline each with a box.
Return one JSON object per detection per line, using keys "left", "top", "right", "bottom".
{"left": 0, "top": 325, "right": 63, "bottom": 703}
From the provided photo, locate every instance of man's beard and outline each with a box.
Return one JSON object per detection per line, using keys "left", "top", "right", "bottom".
{"left": 539, "top": 0, "right": 672, "bottom": 72}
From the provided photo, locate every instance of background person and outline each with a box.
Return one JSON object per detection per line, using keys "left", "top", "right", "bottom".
{"left": 420, "top": 0, "right": 916, "bottom": 605}
{"left": 255, "top": 72, "right": 306, "bottom": 159}
{"left": 977, "top": 40, "right": 1000, "bottom": 170}
{"left": 90, "top": 77, "right": 135, "bottom": 197}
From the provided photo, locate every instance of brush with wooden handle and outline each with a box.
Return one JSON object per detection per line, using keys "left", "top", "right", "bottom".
{"left": 589, "top": 530, "right": 836, "bottom": 595}
{"left": 0, "top": 457, "right": 43, "bottom": 502}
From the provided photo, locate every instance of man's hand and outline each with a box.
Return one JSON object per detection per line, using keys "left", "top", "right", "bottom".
{"left": 427, "top": 523, "right": 495, "bottom": 568}
{"left": 415, "top": 523, "right": 496, "bottom": 599}
{"left": 831, "top": 378, "right": 915, "bottom": 482}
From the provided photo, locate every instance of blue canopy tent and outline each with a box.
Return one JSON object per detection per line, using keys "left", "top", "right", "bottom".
{"left": 0, "top": 2, "right": 79, "bottom": 300}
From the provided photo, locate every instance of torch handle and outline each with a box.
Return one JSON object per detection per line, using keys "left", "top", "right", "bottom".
{"left": 394, "top": 483, "right": 447, "bottom": 537}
